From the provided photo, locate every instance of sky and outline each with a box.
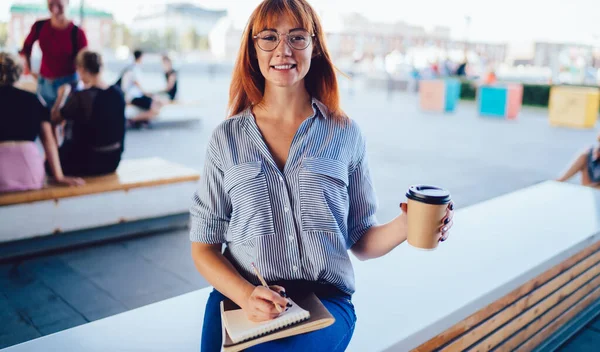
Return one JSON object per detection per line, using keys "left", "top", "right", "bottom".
{"left": 2, "top": 0, "right": 600, "bottom": 46}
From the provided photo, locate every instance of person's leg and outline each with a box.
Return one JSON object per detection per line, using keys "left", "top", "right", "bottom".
{"left": 556, "top": 149, "right": 590, "bottom": 182}
{"left": 129, "top": 96, "right": 161, "bottom": 123}
{"left": 37, "top": 77, "right": 57, "bottom": 108}
{"left": 201, "top": 289, "right": 227, "bottom": 352}
{"left": 245, "top": 295, "right": 356, "bottom": 352}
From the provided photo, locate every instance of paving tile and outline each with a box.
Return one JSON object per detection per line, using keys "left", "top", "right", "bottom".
{"left": 2, "top": 279, "right": 57, "bottom": 311}
{"left": 122, "top": 229, "right": 190, "bottom": 261}
{"left": 36, "top": 315, "right": 88, "bottom": 336}
{"left": 0, "top": 293, "right": 17, "bottom": 319}
{"left": 0, "top": 310, "right": 35, "bottom": 336}
{"left": 0, "top": 327, "right": 41, "bottom": 350}
{"left": 87, "top": 263, "right": 195, "bottom": 304}
{"left": 37, "top": 273, "right": 126, "bottom": 318}
{"left": 26, "top": 299, "right": 85, "bottom": 328}
{"left": 558, "top": 328, "right": 600, "bottom": 352}
{"left": 58, "top": 243, "right": 151, "bottom": 277}
{"left": 119, "top": 284, "right": 197, "bottom": 310}
{"left": 590, "top": 313, "right": 600, "bottom": 332}
{"left": 0, "top": 263, "right": 37, "bottom": 293}
{"left": 81, "top": 305, "right": 128, "bottom": 322}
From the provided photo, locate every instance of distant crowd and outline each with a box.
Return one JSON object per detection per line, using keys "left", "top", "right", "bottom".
{"left": 0, "top": 0, "right": 178, "bottom": 193}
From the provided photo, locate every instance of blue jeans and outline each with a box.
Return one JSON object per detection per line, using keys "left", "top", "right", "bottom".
{"left": 37, "top": 73, "right": 78, "bottom": 108}
{"left": 200, "top": 284, "right": 357, "bottom": 352}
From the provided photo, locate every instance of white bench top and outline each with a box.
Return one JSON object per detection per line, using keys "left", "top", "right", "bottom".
{"left": 4, "top": 181, "right": 600, "bottom": 352}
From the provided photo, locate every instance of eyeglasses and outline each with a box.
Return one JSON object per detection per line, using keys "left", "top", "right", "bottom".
{"left": 253, "top": 29, "right": 315, "bottom": 52}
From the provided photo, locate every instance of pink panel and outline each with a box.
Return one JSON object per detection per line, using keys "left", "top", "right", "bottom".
{"left": 506, "top": 84, "right": 523, "bottom": 119}
{"left": 419, "top": 80, "right": 446, "bottom": 112}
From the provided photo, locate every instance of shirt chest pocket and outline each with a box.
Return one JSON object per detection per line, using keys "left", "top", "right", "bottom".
{"left": 299, "top": 158, "right": 349, "bottom": 234}
{"left": 224, "top": 161, "right": 275, "bottom": 243}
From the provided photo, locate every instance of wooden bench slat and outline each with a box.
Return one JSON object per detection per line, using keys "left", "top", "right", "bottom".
{"left": 468, "top": 263, "right": 600, "bottom": 351}
{"left": 0, "top": 158, "right": 200, "bottom": 206}
{"left": 513, "top": 284, "right": 600, "bottom": 351}
{"left": 439, "top": 249, "right": 600, "bottom": 351}
{"left": 412, "top": 239, "right": 600, "bottom": 352}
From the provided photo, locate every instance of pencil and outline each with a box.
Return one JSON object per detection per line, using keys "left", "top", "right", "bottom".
{"left": 251, "top": 262, "right": 283, "bottom": 313}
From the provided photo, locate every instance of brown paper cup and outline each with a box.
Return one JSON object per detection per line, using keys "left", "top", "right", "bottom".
{"left": 407, "top": 199, "right": 447, "bottom": 250}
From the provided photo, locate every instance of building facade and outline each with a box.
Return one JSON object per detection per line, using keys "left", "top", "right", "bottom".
{"left": 322, "top": 13, "right": 506, "bottom": 64}
{"left": 131, "top": 3, "right": 227, "bottom": 52}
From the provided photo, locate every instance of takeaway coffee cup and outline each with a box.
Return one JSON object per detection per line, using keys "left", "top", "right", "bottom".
{"left": 406, "top": 185, "right": 452, "bottom": 250}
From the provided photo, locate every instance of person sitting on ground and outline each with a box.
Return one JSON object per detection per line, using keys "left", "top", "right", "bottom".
{"left": 118, "top": 49, "right": 163, "bottom": 125}
{"left": 50, "top": 50, "right": 126, "bottom": 176}
{"left": 0, "top": 52, "right": 83, "bottom": 192}
{"left": 158, "top": 54, "right": 178, "bottom": 102}
{"left": 556, "top": 133, "right": 600, "bottom": 188}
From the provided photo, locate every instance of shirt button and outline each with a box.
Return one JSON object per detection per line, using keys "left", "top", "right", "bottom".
{"left": 293, "top": 265, "right": 298, "bottom": 272}
{"left": 278, "top": 176, "right": 284, "bottom": 182}
{"left": 288, "top": 235, "right": 294, "bottom": 241}
{"left": 284, "top": 206, "right": 289, "bottom": 212}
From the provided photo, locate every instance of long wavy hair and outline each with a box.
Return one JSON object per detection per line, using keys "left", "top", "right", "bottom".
{"left": 0, "top": 52, "right": 23, "bottom": 86}
{"left": 228, "top": 0, "right": 345, "bottom": 121}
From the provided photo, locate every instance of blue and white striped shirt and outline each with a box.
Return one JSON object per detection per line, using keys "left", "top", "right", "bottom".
{"left": 190, "top": 99, "right": 378, "bottom": 295}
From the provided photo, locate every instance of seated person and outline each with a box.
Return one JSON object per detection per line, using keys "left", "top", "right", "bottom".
{"left": 0, "top": 52, "right": 83, "bottom": 193}
{"left": 556, "top": 133, "right": 600, "bottom": 188}
{"left": 50, "top": 50, "right": 126, "bottom": 176}
{"left": 158, "top": 54, "right": 177, "bottom": 102}
{"left": 119, "top": 49, "right": 163, "bottom": 125}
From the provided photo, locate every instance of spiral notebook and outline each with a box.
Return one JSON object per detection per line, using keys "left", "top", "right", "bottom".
{"left": 220, "top": 292, "right": 335, "bottom": 352}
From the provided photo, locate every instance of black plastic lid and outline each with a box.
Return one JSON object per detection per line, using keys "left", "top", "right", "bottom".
{"left": 406, "top": 185, "right": 451, "bottom": 205}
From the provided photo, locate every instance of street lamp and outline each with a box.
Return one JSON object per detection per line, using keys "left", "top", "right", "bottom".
{"left": 80, "top": 0, "right": 85, "bottom": 27}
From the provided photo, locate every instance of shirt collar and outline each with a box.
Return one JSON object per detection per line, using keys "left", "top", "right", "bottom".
{"left": 310, "top": 97, "right": 329, "bottom": 119}
{"left": 240, "top": 97, "right": 329, "bottom": 120}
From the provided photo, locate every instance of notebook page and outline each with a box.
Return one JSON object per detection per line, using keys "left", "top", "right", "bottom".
{"left": 223, "top": 299, "right": 310, "bottom": 343}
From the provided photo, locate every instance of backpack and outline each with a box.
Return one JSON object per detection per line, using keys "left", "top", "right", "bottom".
{"left": 34, "top": 20, "right": 80, "bottom": 61}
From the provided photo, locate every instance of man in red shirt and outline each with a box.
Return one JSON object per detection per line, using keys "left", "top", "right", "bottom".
{"left": 20, "top": 0, "right": 87, "bottom": 109}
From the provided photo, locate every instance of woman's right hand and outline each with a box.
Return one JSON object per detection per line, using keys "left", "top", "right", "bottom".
{"left": 242, "top": 285, "right": 290, "bottom": 322}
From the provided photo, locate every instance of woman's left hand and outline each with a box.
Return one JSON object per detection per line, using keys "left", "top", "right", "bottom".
{"left": 400, "top": 201, "right": 455, "bottom": 242}
{"left": 438, "top": 202, "right": 454, "bottom": 242}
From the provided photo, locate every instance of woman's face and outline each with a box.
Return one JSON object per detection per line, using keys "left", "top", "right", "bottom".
{"left": 254, "top": 16, "right": 313, "bottom": 89}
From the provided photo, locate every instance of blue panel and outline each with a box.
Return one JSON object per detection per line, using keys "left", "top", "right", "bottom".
{"left": 444, "top": 79, "right": 461, "bottom": 112}
{"left": 479, "top": 86, "right": 507, "bottom": 117}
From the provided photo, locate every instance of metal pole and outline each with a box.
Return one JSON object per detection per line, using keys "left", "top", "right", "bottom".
{"left": 80, "top": 0, "right": 84, "bottom": 27}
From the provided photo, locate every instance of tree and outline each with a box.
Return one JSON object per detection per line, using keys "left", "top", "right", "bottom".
{"left": 163, "top": 27, "right": 177, "bottom": 51}
{"left": 0, "top": 22, "right": 8, "bottom": 49}
{"left": 182, "top": 28, "right": 200, "bottom": 52}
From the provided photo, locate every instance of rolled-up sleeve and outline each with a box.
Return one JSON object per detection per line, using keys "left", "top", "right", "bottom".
{"left": 347, "top": 134, "right": 378, "bottom": 247}
{"left": 189, "top": 140, "right": 231, "bottom": 243}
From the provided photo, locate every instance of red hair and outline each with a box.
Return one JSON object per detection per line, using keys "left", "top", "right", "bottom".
{"left": 228, "top": 0, "right": 345, "bottom": 121}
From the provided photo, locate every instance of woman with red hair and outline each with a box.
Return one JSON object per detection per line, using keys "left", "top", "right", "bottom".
{"left": 189, "top": 1, "right": 454, "bottom": 351}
